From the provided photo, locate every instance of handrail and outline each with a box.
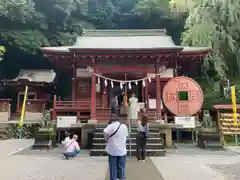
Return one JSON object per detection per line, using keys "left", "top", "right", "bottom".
{"left": 55, "top": 100, "right": 102, "bottom": 109}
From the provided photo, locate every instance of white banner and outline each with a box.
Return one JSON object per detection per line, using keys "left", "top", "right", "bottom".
{"left": 148, "top": 99, "right": 163, "bottom": 109}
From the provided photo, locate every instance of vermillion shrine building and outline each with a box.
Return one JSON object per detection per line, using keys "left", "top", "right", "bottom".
{"left": 42, "top": 29, "right": 210, "bottom": 124}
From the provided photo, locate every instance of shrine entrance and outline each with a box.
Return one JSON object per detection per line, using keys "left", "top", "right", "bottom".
{"left": 109, "top": 83, "right": 143, "bottom": 107}
{"left": 106, "top": 72, "right": 144, "bottom": 107}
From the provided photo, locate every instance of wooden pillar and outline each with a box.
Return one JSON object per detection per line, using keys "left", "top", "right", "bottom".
{"left": 52, "top": 95, "right": 57, "bottom": 121}
{"left": 174, "top": 59, "right": 178, "bottom": 77}
{"left": 101, "top": 79, "right": 107, "bottom": 108}
{"left": 155, "top": 58, "right": 162, "bottom": 120}
{"left": 141, "top": 84, "right": 144, "bottom": 103}
{"left": 72, "top": 64, "right": 76, "bottom": 101}
{"left": 91, "top": 71, "right": 96, "bottom": 120}
{"left": 145, "top": 78, "right": 149, "bottom": 108}
{"left": 17, "top": 92, "right": 20, "bottom": 113}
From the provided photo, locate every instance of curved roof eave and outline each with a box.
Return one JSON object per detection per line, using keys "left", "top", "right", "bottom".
{"left": 180, "top": 46, "right": 211, "bottom": 55}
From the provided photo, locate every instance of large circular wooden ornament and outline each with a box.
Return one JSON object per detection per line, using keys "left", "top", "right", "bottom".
{"left": 162, "top": 76, "right": 203, "bottom": 116}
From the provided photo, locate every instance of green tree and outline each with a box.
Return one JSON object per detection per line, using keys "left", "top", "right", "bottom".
{"left": 0, "top": 0, "right": 94, "bottom": 53}
{"left": 0, "top": 46, "right": 6, "bottom": 59}
{"left": 181, "top": 0, "right": 240, "bottom": 78}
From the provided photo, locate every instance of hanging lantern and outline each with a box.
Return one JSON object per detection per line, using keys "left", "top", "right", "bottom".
{"left": 142, "top": 79, "right": 146, "bottom": 87}
{"left": 135, "top": 80, "right": 138, "bottom": 86}
{"left": 120, "top": 82, "right": 123, "bottom": 89}
{"left": 128, "top": 82, "right": 132, "bottom": 89}
{"left": 148, "top": 77, "right": 151, "bottom": 83}
{"left": 97, "top": 77, "right": 100, "bottom": 84}
{"left": 104, "top": 79, "right": 108, "bottom": 87}
{"left": 111, "top": 81, "right": 114, "bottom": 88}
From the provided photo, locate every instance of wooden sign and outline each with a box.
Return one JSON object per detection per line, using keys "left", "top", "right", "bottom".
{"left": 57, "top": 116, "right": 77, "bottom": 128}
{"left": 174, "top": 116, "right": 196, "bottom": 128}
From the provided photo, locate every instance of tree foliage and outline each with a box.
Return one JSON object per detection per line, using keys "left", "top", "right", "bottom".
{"left": 0, "top": 0, "right": 185, "bottom": 55}
{"left": 181, "top": 0, "right": 240, "bottom": 78}
{"left": 0, "top": 46, "right": 5, "bottom": 58}
{"left": 0, "top": 0, "right": 94, "bottom": 53}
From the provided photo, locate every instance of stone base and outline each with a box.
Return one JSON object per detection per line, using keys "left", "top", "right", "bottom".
{"left": 88, "top": 119, "right": 98, "bottom": 124}
{"left": 90, "top": 149, "right": 165, "bottom": 156}
{"left": 156, "top": 120, "right": 165, "bottom": 124}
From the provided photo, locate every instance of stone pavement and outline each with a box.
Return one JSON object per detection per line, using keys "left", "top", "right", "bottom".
{"left": 1, "top": 140, "right": 240, "bottom": 180}
{"left": 0, "top": 156, "right": 108, "bottom": 180}
{"left": 105, "top": 158, "right": 164, "bottom": 180}
{"left": 151, "top": 144, "right": 240, "bottom": 180}
{"left": 0, "top": 139, "right": 34, "bottom": 156}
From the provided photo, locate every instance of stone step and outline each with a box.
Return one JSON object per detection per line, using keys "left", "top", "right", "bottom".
{"left": 92, "top": 143, "right": 164, "bottom": 149}
{"left": 92, "top": 137, "right": 163, "bottom": 144}
{"left": 94, "top": 127, "right": 160, "bottom": 133}
{"left": 90, "top": 149, "right": 165, "bottom": 156}
{"left": 94, "top": 132, "right": 161, "bottom": 138}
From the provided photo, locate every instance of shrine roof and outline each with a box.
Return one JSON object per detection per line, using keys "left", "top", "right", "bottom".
{"left": 181, "top": 47, "right": 210, "bottom": 54}
{"left": 1, "top": 69, "right": 56, "bottom": 84}
{"left": 42, "top": 29, "right": 211, "bottom": 54}
{"left": 42, "top": 29, "right": 180, "bottom": 52}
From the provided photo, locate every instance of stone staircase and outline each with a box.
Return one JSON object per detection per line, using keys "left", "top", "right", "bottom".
{"left": 90, "top": 124, "right": 165, "bottom": 156}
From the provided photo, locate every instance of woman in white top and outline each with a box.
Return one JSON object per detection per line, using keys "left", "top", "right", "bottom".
{"left": 136, "top": 115, "right": 149, "bottom": 162}
{"left": 128, "top": 93, "right": 140, "bottom": 124}
{"left": 62, "top": 134, "right": 80, "bottom": 159}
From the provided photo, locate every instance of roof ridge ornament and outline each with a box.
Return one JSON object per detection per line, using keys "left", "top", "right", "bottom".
{"left": 81, "top": 29, "right": 168, "bottom": 37}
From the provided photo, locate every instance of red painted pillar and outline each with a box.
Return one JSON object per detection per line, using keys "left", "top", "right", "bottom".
{"left": 155, "top": 59, "right": 162, "bottom": 120}
{"left": 72, "top": 65, "right": 76, "bottom": 101}
{"left": 101, "top": 81, "right": 107, "bottom": 108}
{"left": 145, "top": 79, "right": 149, "bottom": 108}
{"left": 17, "top": 92, "right": 20, "bottom": 113}
{"left": 91, "top": 73, "right": 96, "bottom": 120}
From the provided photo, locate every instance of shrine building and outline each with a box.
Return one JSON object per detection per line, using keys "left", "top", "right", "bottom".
{"left": 42, "top": 29, "right": 210, "bottom": 124}
{"left": 0, "top": 69, "right": 56, "bottom": 122}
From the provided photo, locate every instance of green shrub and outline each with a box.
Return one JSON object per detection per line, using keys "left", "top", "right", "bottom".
{"left": 4, "top": 123, "right": 41, "bottom": 139}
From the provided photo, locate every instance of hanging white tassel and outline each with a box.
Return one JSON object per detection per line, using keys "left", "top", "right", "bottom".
{"left": 97, "top": 77, "right": 100, "bottom": 84}
{"left": 120, "top": 82, "right": 123, "bottom": 89}
{"left": 142, "top": 80, "right": 146, "bottom": 87}
{"left": 135, "top": 80, "right": 138, "bottom": 86}
{"left": 104, "top": 79, "right": 108, "bottom": 87}
{"left": 111, "top": 81, "right": 114, "bottom": 88}
{"left": 128, "top": 82, "right": 132, "bottom": 89}
{"left": 148, "top": 77, "right": 151, "bottom": 83}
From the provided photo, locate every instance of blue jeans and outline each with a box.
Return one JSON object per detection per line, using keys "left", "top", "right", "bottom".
{"left": 108, "top": 155, "right": 126, "bottom": 180}
{"left": 63, "top": 150, "right": 80, "bottom": 159}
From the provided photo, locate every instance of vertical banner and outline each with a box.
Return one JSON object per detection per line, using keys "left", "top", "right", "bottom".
{"left": 231, "top": 86, "right": 238, "bottom": 126}
{"left": 18, "top": 86, "right": 28, "bottom": 138}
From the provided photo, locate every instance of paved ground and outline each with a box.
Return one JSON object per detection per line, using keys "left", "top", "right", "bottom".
{"left": 0, "top": 156, "right": 107, "bottom": 180}
{"left": 152, "top": 144, "right": 240, "bottom": 180}
{"left": 105, "top": 158, "right": 164, "bottom": 180}
{"left": 0, "top": 139, "right": 33, "bottom": 157}
{"left": 2, "top": 140, "right": 240, "bottom": 179}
